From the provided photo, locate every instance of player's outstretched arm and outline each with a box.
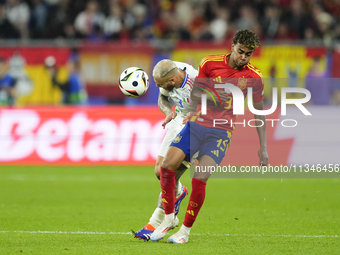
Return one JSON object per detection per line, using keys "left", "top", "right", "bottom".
{"left": 253, "top": 100, "right": 269, "bottom": 166}
{"left": 182, "top": 83, "right": 201, "bottom": 125}
{"left": 192, "top": 82, "right": 229, "bottom": 103}
{"left": 158, "top": 92, "right": 177, "bottom": 129}
{"left": 190, "top": 83, "right": 203, "bottom": 104}
{"left": 182, "top": 112, "right": 191, "bottom": 125}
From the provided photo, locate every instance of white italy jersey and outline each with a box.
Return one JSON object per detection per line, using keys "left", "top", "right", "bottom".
{"left": 159, "top": 61, "right": 198, "bottom": 120}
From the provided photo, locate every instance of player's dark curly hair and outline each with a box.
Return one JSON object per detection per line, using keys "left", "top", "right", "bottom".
{"left": 233, "top": 30, "right": 260, "bottom": 50}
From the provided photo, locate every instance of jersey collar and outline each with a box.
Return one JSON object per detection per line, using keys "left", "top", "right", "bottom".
{"left": 179, "top": 72, "right": 188, "bottom": 88}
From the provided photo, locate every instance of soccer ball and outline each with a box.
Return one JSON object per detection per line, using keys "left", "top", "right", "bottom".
{"left": 119, "top": 67, "right": 149, "bottom": 97}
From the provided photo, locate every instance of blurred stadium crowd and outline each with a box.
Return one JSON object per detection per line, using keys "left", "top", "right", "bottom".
{"left": 0, "top": 0, "right": 339, "bottom": 45}
{"left": 0, "top": 0, "right": 340, "bottom": 107}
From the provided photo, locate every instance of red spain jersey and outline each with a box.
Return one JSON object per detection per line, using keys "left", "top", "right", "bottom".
{"left": 192, "top": 54, "right": 264, "bottom": 133}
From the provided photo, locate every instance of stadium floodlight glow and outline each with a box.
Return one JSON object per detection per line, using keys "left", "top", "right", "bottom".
{"left": 201, "top": 83, "right": 312, "bottom": 116}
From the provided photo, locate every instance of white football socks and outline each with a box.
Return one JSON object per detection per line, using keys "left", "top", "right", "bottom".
{"left": 164, "top": 212, "right": 175, "bottom": 222}
{"left": 175, "top": 180, "right": 183, "bottom": 198}
{"left": 180, "top": 224, "right": 191, "bottom": 235}
{"left": 148, "top": 207, "right": 164, "bottom": 228}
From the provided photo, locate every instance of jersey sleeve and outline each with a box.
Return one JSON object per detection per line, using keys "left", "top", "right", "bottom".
{"left": 160, "top": 88, "right": 169, "bottom": 96}
{"left": 195, "top": 57, "right": 210, "bottom": 89}
{"left": 252, "top": 76, "right": 264, "bottom": 103}
{"left": 197, "top": 57, "right": 209, "bottom": 79}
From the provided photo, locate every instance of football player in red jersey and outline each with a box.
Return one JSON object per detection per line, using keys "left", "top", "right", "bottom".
{"left": 150, "top": 30, "right": 269, "bottom": 243}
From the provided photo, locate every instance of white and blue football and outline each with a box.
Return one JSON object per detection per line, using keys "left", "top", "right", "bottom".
{"left": 119, "top": 67, "right": 149, "bottom": 97}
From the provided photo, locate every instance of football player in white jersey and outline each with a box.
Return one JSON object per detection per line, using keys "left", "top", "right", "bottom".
{"left": 133, "top": 59, "right": 198, "bottom": 240}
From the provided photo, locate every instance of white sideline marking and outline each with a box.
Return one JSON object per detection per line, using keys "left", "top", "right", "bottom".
{"left": 0, "top": 174, "right": 154, "bottom": 182}
{"left": 0, "top": 230, "right": 338, "bottom": 238}
{"left": 0, "top": 230, "right": 131, "bottom": 235}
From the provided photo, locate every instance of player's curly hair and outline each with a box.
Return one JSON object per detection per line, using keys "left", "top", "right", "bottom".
{"left": 233, "top": 30, "right": 260, "bottom": 50}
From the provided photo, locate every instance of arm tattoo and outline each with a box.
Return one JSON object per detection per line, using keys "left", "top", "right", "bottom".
{"left": 158, "top": 93, "right": 173, "bottom": 115}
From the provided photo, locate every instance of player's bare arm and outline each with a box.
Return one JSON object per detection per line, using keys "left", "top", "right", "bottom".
{"left": 253, "top": 100, "right": 269, "bottom": 166}
{"left": 183, "top": 83, "right": 229, "bottom": 125}
{"left": 158, "top": 92, "right": 177, "bottom": 128}
{"left": 190, "top": 83, "right": 203, "bottom": 103}
{"left": 158, "top": 92, "right": 173, "bottom": 115}
{"left": 191, "top": 82, "right": 229, "bottom": 103}
{"left": 182, "top": 83, "right": 201, "bottom": 124}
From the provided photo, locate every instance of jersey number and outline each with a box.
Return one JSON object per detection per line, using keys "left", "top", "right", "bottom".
{"left": 224, "top": 96, "right": 233, "bottom": 110}
{"left": 216, "top": 139, "right": 228, "bottom": 152}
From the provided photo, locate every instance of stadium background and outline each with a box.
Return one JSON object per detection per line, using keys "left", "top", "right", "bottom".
{"left": 1, "top": 1, "right": 340, "bottom": 254}
{"left": 0, "top": 0, "right": 339, "bottom": 166}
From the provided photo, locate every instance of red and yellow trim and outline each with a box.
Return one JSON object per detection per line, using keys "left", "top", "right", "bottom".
{"left": 200, "top": 55, "right": 225, "bottom": 68}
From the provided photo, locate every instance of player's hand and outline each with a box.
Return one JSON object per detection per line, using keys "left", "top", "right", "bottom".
{"left": 206, "top": 89, "right": 229, "bottom": 103}
{"left": 162, "top": 111, "right": 177, "bottom": 129}
{"left": 215, "top": 89, "right": 229, "bottom": 102}
{"left": 258, "top": 147, "right": 269, "bottom": 166}
{"left": 182, "top": 112, "right": 192, "bottom": 125}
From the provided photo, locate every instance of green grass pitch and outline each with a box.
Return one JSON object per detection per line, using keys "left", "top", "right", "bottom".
{"left": 0, "top": 166, "right": 339, "bottom": 254}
